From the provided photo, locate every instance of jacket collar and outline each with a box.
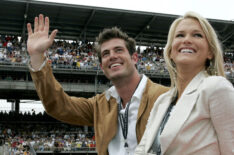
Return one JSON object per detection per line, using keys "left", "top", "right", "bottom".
{"left": 101, "top": 74, "right": 148, "bottom": 151}
{"left": 144, "top": 89, "right": 173, "bottom": 152}
{"left": 182, "top": 70, "right": 209, "bottom": 95}
{"left": 104, "top": 74, "right": 147, "bottom": 103}
{"left": 161, "top": 71, "right": 208, "bottom": 153}
{"left": 145, "top": 71, "right": 209, "bottom": 153}
{"left": 137, "top": 77, "right": 157, "bottom": 120}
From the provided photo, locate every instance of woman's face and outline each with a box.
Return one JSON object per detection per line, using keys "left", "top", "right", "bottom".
{"left": 170, "top": 18, "right": 213, "bottom": 72}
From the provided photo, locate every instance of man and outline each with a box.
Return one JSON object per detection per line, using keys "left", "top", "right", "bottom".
{"left": 27, "top": 14, "right": 168, "bottom": 155}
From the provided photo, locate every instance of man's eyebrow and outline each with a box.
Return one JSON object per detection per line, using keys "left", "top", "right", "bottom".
{"left": 101, "top": 49, "right": 109, "bottom": 54}
{"left": 101, "top": 45, "right": 124, "bottom": 53}
{"left": 113, "top": 46, "right": 124, "bottom": 49}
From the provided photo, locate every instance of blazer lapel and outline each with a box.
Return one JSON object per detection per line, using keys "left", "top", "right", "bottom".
{"left": 137, "top": 92, "right": 148, "bottom": 121}
{"left": 137, "top": 78, "right": 168, "bottom": 121}
{"left": 144, "top": 90, "right": 174, "bottom": 152}
{"left": 137, "top": 79, "right": 152, "bottom": 120}
{"left": 160, "top": 71, "right": 208, "bottom": 154}
{"left": 100, "top": 96, "right": 118, "bottom": 152}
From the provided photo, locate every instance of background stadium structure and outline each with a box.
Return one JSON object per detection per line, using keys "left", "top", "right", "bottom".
{"left": 0, "top": 0, "right": 234, "bottom": 154}
{"left": 0, "top": 0, "right": 233, "bottom": 99}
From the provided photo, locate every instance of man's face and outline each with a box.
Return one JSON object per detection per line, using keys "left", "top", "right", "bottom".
{"left": 100, "top": 38, "right": 138, "bottom": 81}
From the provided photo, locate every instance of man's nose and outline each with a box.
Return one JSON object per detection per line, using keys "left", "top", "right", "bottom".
{"left": 109, "top": 51, "right": 117, "bottom": 59}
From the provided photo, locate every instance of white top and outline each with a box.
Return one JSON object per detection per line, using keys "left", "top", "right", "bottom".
{"left": 135, "top": 72, "right": 234, "bottom": 155}
{"left": 105, "top": 74, "right": 148, "bottom": 155}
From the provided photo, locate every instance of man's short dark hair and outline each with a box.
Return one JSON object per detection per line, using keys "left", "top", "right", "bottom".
{"left": 95, "top": 27, "right": 136, "bottom": 63}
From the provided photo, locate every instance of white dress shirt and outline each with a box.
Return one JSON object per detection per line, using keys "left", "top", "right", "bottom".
{"left": 105, "top": 74, "right": 147, "bottom": 155}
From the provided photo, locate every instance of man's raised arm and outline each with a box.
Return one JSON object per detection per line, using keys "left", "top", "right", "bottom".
{"left": 27, "top": 14, "right": 57, "bottom": 70}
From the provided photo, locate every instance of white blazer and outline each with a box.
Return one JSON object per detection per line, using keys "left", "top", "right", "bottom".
{"left": 135, "top": 71, "right": 234, "bottom": 155}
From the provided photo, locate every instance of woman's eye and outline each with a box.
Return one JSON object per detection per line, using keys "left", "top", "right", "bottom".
{"left": 194, "top": 33, "right": 203, "bottom": 38}
{"left": 175, "top": 34, "right": 184, "bottom": 38}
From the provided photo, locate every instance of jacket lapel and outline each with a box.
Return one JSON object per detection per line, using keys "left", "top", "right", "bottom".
{"left": 137, "top": 79, "right": 167, "bottom": 121}
{"left": 144, "top": 90, "right": 174, "bottom": 152}
{"left": 100, "top": 96, "right": 118, "bottom": 153}
{"left": 137, "top": 91, "right": 148, "bottom": 121}
{"left": 137, "top": 79, "right": 152, "bottom": 120}
{"left": 160, "top": 71, "right": 208, "bottom": 154}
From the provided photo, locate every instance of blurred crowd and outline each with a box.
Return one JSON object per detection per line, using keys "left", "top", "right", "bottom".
{"left": 0, "top": 34, "right": 233, "bottom": 154}
{"left": 0, "top": 36, "right": 169, "bottom": 74}
{"left": 1, "top": 35, "right": 233, "bottom": 77}
{"left": 0, "top": 35, "right": 233, "bottom": 77}
{"left": 0, "top": 111, "right": 96, "bottom": 154}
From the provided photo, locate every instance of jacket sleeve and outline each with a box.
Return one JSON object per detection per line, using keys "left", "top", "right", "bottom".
{"left": 30, "top": 62, "right": 95, "bottom": 126}
{"left": 208, "top": 77, "right": 234, "bottom": 154}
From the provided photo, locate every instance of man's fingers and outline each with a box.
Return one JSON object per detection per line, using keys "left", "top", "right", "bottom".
{"left": 27, "top": 23, "right": 33, "bottom": 36}
{"left": 38, "top": 14, "right": 44, "bottom": 31}
{"left": 44, "top": 16, "right": 49, "bottom": 32}
{"left": 34, "top": 17, "right": 38, "bottom": 32}
{"left": 49, "top": 29, "right": 58, "bottom": 44}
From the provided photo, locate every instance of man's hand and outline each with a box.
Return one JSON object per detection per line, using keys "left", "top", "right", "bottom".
{"left": 27, "top": 14, "right": 57, "bottom": 70}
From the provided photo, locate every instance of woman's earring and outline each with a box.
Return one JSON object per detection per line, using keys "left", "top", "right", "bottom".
{"left": 171, "top": 59, "right": 177, "bottom": 80}
{"left": 206, "top": 59, "right": 217, "bottom": 75}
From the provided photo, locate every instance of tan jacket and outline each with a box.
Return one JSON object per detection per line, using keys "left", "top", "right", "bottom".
{"left": 30, "top": 62, "right": 169, "bottom": 155}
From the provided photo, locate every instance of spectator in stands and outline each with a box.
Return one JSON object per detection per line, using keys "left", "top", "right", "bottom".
{"left": 135, "top": 11, "right": 234, "bottom": 154}
{"left": 0, "top": 40, "right": 3, "bottom": 49}
{"left": 1, "top": 32, "right": 231, "bottom": 75}
{"left": 0, "top": 51, "right": 4, "bottom": 61}
{"left": 27, "top": 14, "right": 169, "bottom": 155}
{"left": 7, "top": 40, "right": 13, "bottom": 54}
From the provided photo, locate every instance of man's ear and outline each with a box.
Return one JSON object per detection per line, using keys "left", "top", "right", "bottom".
{"left": 132, "top": 52, "right": 138, "bottom": 63}
{"left": 99, "top": 63, "right": 103, "bottom": 70}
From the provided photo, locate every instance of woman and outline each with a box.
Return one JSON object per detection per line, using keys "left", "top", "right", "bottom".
{"left": 135, "top": 12, "right": 234, "bottom": 155}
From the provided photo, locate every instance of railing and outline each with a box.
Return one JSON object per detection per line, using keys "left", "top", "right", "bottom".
{"left": 0, "top": 60, "right": 169, "bottom": 75}
{"left": 0, "top": 60, "right": 233, "bottom": 84}
{"left": 35, "top": 146, "right": 97, "bottom": 153}
{"left": 3, "top": 142, "right": 97, "bottom": 154}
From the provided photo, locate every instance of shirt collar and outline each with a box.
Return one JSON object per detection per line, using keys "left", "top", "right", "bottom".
{"left": 105, "top": 74, "right": 148, "bottom": 102}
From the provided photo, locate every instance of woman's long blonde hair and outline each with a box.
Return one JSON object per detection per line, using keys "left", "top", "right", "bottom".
{"left": 164, "top": 11, "right": 225, "bottom": 88}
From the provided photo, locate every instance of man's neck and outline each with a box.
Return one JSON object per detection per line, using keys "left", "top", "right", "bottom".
{"left": 113, "top": 73, "right": 141, "bottom": 108}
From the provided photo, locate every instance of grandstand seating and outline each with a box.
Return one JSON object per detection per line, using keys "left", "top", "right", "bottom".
{"left": 0, "top": 111, "right": 96, "bottom": 154}
{"left": 0, "top": 34, "right": 233, "bottom": 154}
{"left": 0, "top": 35, "right": 233, "bottom": 78}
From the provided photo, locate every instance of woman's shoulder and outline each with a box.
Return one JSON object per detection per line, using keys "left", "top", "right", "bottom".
{"left": 202, "top": 75, "right": 233, "bottom": 92}
{"left": 204, "top": 76, "right": 232, "bottom": 86}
